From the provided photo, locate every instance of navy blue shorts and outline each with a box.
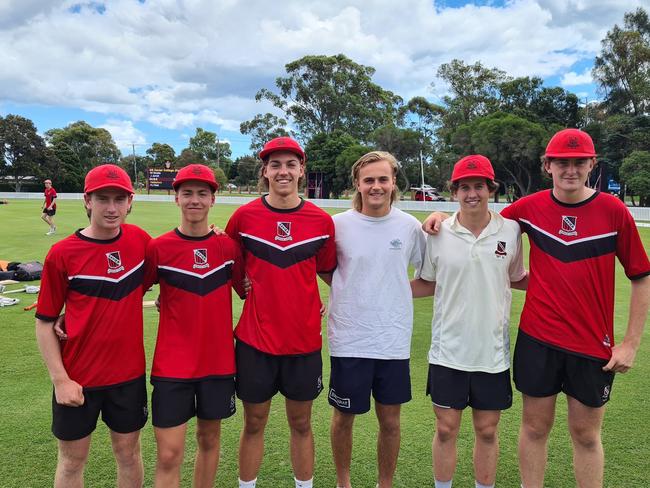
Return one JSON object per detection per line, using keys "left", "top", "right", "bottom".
{"left": 328, "top": 357, "right": 411, "bottom": 414}
{"left": 426, "top": 364, "right": 512, "bottom": 411}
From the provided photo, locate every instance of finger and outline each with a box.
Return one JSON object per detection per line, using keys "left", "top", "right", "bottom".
{"left": 602, "top": 359, "right": 615, "bottom": 372}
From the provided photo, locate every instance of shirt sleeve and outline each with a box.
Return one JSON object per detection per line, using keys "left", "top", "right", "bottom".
{"left": 615, "top": 203, "right": 650, "bottom": 280}
{"left": 228, "top": 237, "right": 247, "bottom": 299}
{"left": 316, "top": 215, "right": 337, "bottom": 273}
{"left": 508, "top": 226, "right": 527, "bottom": 282}
{"left": 409, "top": 224, "right": 427, "bottom": 278}
{"left": 35, "top": 247, "right": 68, "bottom": 322}
{"left": 419, "top": 234, "right": 438, "bottom": 282}
{"left": 143, "top": 238, "right": 159, "bottom": 290}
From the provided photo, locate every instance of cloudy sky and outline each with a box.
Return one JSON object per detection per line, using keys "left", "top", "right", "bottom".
{"left": 0, "top": 0, "right": 643, "bottom": 158}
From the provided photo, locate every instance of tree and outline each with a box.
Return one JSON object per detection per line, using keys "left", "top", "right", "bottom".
{"left": 333, "top": 144, "right": 372, "bottom": 196}
{"left": 175, "top": 148, "right": 203, "bottom": 168}
{"left": 452, "top": 112, "right": 550, "bottom": 196}
{"left": 188, "top": 128, "right": 232, "bottom": 168}
{"left": 146, "top": 143, "right": 176, "bottom": 167}
{"left": 44, "top": 121, "right": 120, "bottom": 171}
{"left": 213, "top": 167, "right": 228, "bottom": 190}
{"left": 234, "top": 156, "right": 259, "bottom": 186}
{"left": 240, "top": 113, "right": 290, "bottom": 154}
{"left": 620, "top": 150, "right": 650, "bottom": 206}
{"left": 369, "top": 125, "right": 425, "bottom": 190}
{"left": 254, "top": 54, "right": 402, "bottom": 141}
{"left": 593, "top": 8, "right": 650, "bottom": 115}
{"left": 0, "top": 114, "right": 46, "bottom": 191}
{"left": 305, "top": 130, "right": 358, "bottom": 197}
{"left": 50, "top": 141, "right": 85, "bottom": 192}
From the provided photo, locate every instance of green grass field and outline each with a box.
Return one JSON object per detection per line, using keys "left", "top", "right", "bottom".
{"left": 0, "top": 199, "right": 648, "bottom": 487}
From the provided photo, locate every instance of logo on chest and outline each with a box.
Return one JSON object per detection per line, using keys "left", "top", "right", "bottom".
{"left": 193, "top": 248, "right": 210, "bottom": 269}
{"left": 494, "top": 241, "right": 507, "bottom": 258}
{"left": 275, "top": 221, "right": 293, "bottom": 242}
{"left": 559, "top": 215, "right": 578, "bottom": 236}
{"left": 106, "top": 251, "right": 124, "bottom": 274}
{"left": 389, "top": 238, "right": 402, "bottom": 250}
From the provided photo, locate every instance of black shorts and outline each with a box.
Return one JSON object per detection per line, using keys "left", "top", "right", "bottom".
{"left": 328, "top": 357, "right": 411, "bottom": 414}
{"left": 151, "top": 377, "right": 236, "bottom": 428}
{"left": 52, "top": 375, "right": 148, "bottom": 441}
{"left": 235, "top": 340, "right": 323, "bottom": 403}
{"left": 426, "top": 364, "right": 512, "bottom": 411}
{"left": 513, "top": 331, "right": 615, "bottom": 408}
{"left": 43, "top": 208, "right": 56, "bottom": 216}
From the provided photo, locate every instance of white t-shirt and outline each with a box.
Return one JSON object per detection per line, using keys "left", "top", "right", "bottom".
{"left": 327, "top": 207, "right": 426, "bottom": 360}
{"left": 420, "top": 211, "right": 526, "bottom": 373}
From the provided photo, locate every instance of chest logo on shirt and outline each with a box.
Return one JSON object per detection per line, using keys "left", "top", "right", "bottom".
{"left": 193, "top": 248, "right": 210, "bottom": 269}
{"left": 559, "top": 215, "right": 578, "bottom": 236}
{"left": 275, "top": 221, "right": 293, "bottom": 242}
{"left": 389, "top": 238, "right": 402, "bottom": 250}
{"left": 495, "top": 241, "right": 507, "bottom": 258}
{"left": 106, "top": 251, "right": 124, "bottom": 274}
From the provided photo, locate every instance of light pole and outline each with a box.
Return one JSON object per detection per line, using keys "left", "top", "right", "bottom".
{"left": 132, "top": 143, "right": 137, "bottom": 187}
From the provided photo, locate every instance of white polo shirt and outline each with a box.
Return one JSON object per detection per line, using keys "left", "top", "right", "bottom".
{"left": 421, "top": 210, "right": 526, "bottom": 373}
{"left": 327, "top": 207, "right": 426, "bottom": 360}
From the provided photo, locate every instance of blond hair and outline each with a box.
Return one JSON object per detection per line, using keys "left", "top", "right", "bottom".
{"left": 351, "top": 151, "right": 399, "bottom": 212}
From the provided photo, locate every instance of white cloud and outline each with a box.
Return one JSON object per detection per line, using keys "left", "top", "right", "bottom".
{"left": 0, "top": 0, "right": 645, "bottom": 132}
{"left": 561, "top": 68, "right": 593, "bottom": 86}
{"left": 100, "top": 119, "right": 146, "bottom": 153}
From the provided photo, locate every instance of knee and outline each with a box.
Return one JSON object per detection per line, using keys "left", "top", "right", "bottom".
{"left": 435, "top": 421, "right": 460, "bottom": 443}
{"left": 243, "top": 413, "right": 268, "bottom": 436}
{"left": 569, "top": 425, "right": 601, "bottom": 451}
{"left": 521, "top": 418, "right": 552, "bottom": 443}
{"left": 474, "top": 423, "right": 498, "bottom": 445}
{"left": 288, "top": 414, "right": 312, "bottom": 437}
{"left": 379, "top": 417, "right": 400, "bottom": 438}
{"left": 196, "top": 428, "right": 220, "bottom": 452}
{"left": 114, "top": 440, "right": 141, "bottom": 468}
{"left": 58, "top": 450, "right": 88, "bottom": 476}
{"left": 332, "top": 411, "right": 354, "bottom": 432}
{"left": 156, "top": 445, "right": 184, "bottom": 471}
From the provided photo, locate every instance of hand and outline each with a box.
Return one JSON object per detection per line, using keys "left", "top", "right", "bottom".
{"left": 209, "top": 224, "right": 226, "bottom": 236}
{"left": 242, "top": 276, "right": 251, "bottom": 294}
{"left": 320, "top": 302, "right": 327, "bottom": 317}
{"left": 422, "top": 212, "right": 449, "bottom": 235}
{"left": 155, "top": 295, "right": 161, "bottom": 313}
{"left": 602, "top": 341, "right": 638, "bottom": 373}
{"left": 54, "top": 378, "right": 85, "bottom": 406}
{"left": 53, "top": 314, "right": 67, "bottom": 340}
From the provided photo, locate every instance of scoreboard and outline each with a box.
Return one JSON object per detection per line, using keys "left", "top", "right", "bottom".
{"left": 147, "top": 168, "right": 177, "bottom": 190}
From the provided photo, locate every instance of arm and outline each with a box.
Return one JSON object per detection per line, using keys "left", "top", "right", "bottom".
{"left": 35, "top": 319, "right": 84, "bottom": 406}
{"left": 603, "top": 275, "right": 650, "bottom": 373}
{"left": 318, "top": 272, "right": 332, "bottom": 286}
{"left": 411, "top": 277, "right": 435, "bottom": 298}
{"left": 510, "top": 271, "right": 529, "bottom": 290}
{"left": 422, "top": 211, "right": 451, "bottom": 235}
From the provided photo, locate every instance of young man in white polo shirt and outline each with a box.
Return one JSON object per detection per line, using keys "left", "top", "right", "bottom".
{"left": 322, "top": 151, "right": 426, "bottom": 488}
{"left": 411, "top": 155, "right": 528, "bottom": 488}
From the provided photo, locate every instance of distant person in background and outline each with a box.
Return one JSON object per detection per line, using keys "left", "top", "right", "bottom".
{"left": 42, "top": 179, "right": 57, "bottom": 235}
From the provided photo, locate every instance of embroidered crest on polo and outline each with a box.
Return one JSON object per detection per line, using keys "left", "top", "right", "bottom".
{"left": 389, "top": 238, "right": 402, "bottom": 250}
{"left": 193, "top": 248, "right": 210, "bottom": 269}
{"left": 275, "top": 221, "right": 293, "bottom": 241}
{"left": 495, "top": 241, "right": 507, "bottom": 258}
{"left": 106, "top": 251, "right": 124, "bottom": 274}
{"left": 559, "top": 215, "right": 578, "bottom": 236}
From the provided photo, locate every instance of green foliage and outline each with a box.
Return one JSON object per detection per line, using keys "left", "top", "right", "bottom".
{"left": 234, "top": 155, "right": 259, "bottom": 186}
{"left": 0, "top": 114, "right": 47, "bottom": 191}
{"left": 175, "top": 148, "right": 203, "bottom": 168}
{"left": 333, "top": 144, "right": 372, "bottom": 196}
{"left": 146, "top": 142, "right": 176, "bottom": 166}
{"left": 369, "top": 125, "right": 425, "bottom": 190}
{"left": 49, "top": 141, "right": 85, "bottom": 192}
{"left": 620, "top": 150, "right": 650, "bottom": 205}
{"left": 44, "top": 121, "right": 120, "bottom": 171}
{"left": 240, "top": 113, "right": 290, "bottom": 154}
{"left": 212, "top": 167, "right": 228, "bottom": 190}
{"left": 593, "top": 7, "right": 650, "bottom": 115}
{"left": 256, "top": 54, "right": 402, "bottom": 141}
{"left": 188, "top": 128, "right": 232, "bottom": 169}
{"left": 305, "top": 130, "right": 358, "bottom": 197}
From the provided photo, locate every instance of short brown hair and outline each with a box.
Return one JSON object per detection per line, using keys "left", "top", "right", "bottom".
{"left": 448, "top": 178, "right": 499, "bottom": 194}
{"left": 351, "top": 151, "right": 400, "bottom": 212}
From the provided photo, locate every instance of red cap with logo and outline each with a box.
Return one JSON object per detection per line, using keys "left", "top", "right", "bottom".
{"left": 84, "top": 164, "right": 134, "bottom": 194}
{"left": 451, "top": 155, "right": 495, "bottom": 182}
{"left": 173, "top": 164, "right": 219, "bottom": 191}
{"left": 259, "top": 137, "right": 306, "bottom": 162}
{"left": 545, "top": 128, "right": 596, "bottom": 158}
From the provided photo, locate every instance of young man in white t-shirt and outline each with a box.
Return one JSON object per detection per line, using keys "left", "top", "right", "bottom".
{"left": 321, "top": 151, "right": 426, "bottom": 488}
{"left": 411, "top": 155, "right": 528, "bottom": 488}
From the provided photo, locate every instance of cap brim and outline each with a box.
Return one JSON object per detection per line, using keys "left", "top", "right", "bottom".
{"left": 259, "top": 147, "right": 305, "bottom": 161}
{"left": 85, "top": 183, "right": 134, "bottom": 194}
{"left": 172, "top": 178, "right": 218, "bottom": 191}
{"left": 545, "top": 152, "right": 596, "bottom": 158}
{"left": 451, "top": 172, "right": 495, "bottom": 182}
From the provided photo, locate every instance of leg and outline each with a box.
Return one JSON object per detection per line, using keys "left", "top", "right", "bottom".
{"left": 375, "top": 402, "right": 401, "bottom": 488}
{"left": 330, "top": 408, "right": 355, "bottom": 488}
{"left": 111, "top": 430, "right": 144, "bottom": 488}
{"left": 432, "top": 406, "right": 462, "bottom": 483}
{"left": 285, "top": 398, "right": 314, "bottom": 481}
{"left": 239, "top": 400, "right": 271, "bottom": 482}
{"left": 567, "top": 396, "right": 605, "bottom": 488}
{"left": 193, "top": 419, "right": 221, "bottom": 488}
{"left": 153, "top": 424, "right": 187, "bottom": 488}
{"left": 41, "top": 212, "right": 50, "bottom": 225}
{"left": 518, "top": 394, "right": 557, "bottom": 488}
{"left": 471, "top": 409, "right": 501, "bottom": 486}
{"left": 55, "top": 436, "right": 92, "bottom": 488}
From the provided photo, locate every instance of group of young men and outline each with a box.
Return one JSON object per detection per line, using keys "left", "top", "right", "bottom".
{"left": 35, "top": 129, "right": 649, "bottom": 488}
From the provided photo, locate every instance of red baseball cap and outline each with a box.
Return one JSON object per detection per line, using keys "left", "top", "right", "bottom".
{"left": 173, "top": 164, "right": 219, "bottom": 191}
{"left": 259, "top": 137, "right": 306, "bottom": 162}
{"left": 84, "top": 164, "right": 134, "bottom": 194}
{"left": 545, "top": 128, "right": 596, "bottom": 158}
{"left": 451, "top": 155, "right": 495, "bottom": 182}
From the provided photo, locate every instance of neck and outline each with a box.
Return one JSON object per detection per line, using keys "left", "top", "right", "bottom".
{"left": 266, "top": 192, "right": 301, "bottom": 209}
{"left": 457, "top": 210, "right": 491, "bottom": 237}
{"left": 361, "top": 204, "right": 391, "bottom": 218}
{"left": 553, "top": 186, "right": 596, "bottom": 204}
{"left": 178, "top": 220, "right": 210, "bottom": 237}
{"left": 81, "top": 224, "right": 120, "bottom": 240}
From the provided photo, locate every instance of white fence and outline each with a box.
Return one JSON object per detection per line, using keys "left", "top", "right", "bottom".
{"left": 2, "top": 192, "right": 650, "bottom": 223}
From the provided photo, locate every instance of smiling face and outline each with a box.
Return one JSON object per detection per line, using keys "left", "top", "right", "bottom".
{"left": 453, "top": 177, "right": 491, "bottom": 217}
{"left": 84, "top": 188, "right": 133, "bottom": 237}
{"left": 355, "top": 159, "right": 396, "bottom": 217}
{"left": 175, "top": 180, "right": 215, "bottom": 226}
{"left": 262, "top": 150, "right": 304, "bottom": 198}
{"left": 544, "top": 157, "right": 596, "bottom": 199}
